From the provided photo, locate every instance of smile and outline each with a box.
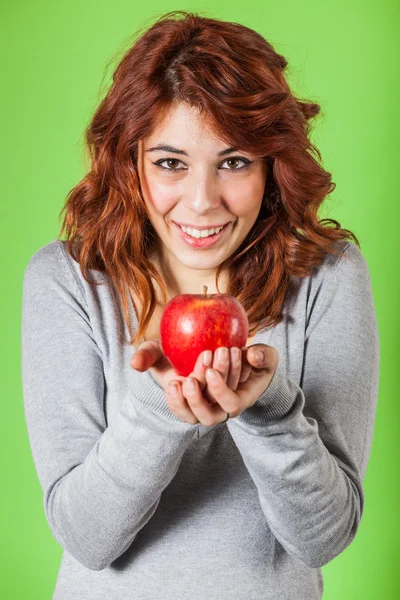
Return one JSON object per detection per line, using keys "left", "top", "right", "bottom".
{"left": 173, "top": 221, "right": 231, "bottom": 249}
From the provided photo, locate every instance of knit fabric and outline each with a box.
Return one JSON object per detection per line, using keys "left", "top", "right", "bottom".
{"left": 21, "top": 239, "right": 380, "bottom": 599}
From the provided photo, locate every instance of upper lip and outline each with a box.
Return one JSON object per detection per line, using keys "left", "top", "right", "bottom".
{"left": 174, "top": 221, "right": 230, "bottom": 230}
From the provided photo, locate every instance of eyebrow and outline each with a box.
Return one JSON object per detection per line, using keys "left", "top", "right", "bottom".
{"left": 145, "top": 144, "right": 238, "bottom": 157}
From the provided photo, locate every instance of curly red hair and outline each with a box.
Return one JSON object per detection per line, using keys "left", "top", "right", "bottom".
{"left": 57, "top": 10, "right": 359, "bottom": 346}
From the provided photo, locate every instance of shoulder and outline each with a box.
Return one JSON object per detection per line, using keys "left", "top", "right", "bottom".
{"left": 304, "top": 240, "right": 373, "bottom": 336}
{"left": 311, "top": 240, "right": 371, "bottom": 286}
{"left": 333, "top": 240, "right": 373, "bottom": 286}
{"left": 23, "top": 240, "right": 86, "bottom": 301}
{"left": 24, "top": 240, "right": 66, "bottom": 282}
{"left": 24, "top": 239, "right": 62, "bottom": 271}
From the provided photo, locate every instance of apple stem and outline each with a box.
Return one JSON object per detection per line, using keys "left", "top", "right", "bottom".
{"left": 203, "top": 285, "right": 208, "bottom": 297}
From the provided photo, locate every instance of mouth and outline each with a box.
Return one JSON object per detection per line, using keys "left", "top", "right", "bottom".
{"left": 172, "top": 221, "right": 231, "bottom": 249}
{"left": 174, "top": 221, "right": 230, "bottom": 230}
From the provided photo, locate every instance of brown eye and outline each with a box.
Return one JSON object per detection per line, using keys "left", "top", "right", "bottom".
{"left": 153, "top": 156, "right": 253, "bottom": 174}
{"left": 165, "top": 159, "right": 180, "bottom": 169}
{"left": 221, "top": 157, "right": 253, "bottom": 171}
{"left": 226, "top": 158, "right": 241, "bottom": 169}
{"left": 153, "top": 158, "right": 185, "bottom": 173}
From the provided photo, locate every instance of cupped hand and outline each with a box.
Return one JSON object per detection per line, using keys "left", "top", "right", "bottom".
{"left": 131, "top": 340, "right": 279, "bottom": 426}
{"left": 169, "top": 344, "right": 279, "bottom": 425}
{"left": 130, "top": 339, "right": 250, "bottom": 397}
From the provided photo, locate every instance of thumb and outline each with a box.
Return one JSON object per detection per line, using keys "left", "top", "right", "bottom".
{"left": 245, "top": 343, "right": 279, "bottom": 371}
{"left": 131, "top": 339, "right": 164, "bottom": 371}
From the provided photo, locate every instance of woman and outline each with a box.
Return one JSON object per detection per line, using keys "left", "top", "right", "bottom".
{"left": 21, "top": 10, "right": 380, "bottom": 600}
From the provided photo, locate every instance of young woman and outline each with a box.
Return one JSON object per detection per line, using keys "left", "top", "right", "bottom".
{"left": 22, "top": 10, "right": 380, "bottom": 600}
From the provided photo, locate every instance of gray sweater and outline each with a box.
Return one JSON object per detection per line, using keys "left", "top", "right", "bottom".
{"left": 21, "top": 239, "right": 380, "bottom": 600}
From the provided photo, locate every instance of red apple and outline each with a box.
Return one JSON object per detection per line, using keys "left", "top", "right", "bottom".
{"left": 160, "top": 285, "right": 249, "bottom": 377}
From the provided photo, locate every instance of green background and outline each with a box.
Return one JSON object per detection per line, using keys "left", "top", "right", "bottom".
{"left": 2, "top": 0, "right": 398, "bottom": 597}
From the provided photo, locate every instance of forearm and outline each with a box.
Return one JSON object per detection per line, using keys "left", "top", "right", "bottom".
{"left": 45, "top": 393, "right": 197, "bottom": 571}
{"left": 227, "top": 372, "right": 364, "bottom": 569}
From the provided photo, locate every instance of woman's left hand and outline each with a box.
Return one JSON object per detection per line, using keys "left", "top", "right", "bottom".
{"left": 166, "top": 344, "right": 279, "bottom": 426}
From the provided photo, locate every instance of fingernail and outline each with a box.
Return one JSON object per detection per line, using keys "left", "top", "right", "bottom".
{"left": 206, "top": 368, "right": 217, "bottom": 381}
{"left": 217, "top": 347, "right": 228, "bottom": 361}
{"left": 203, "top": 350, "right": 212, "bottom": 366}
{"left": 254, "top": 350, "right": 264, "bottom": 363}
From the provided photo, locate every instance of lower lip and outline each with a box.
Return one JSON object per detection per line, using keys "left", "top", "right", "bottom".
{"left": 173, "top": 222, "right": 231, "bottom": 249}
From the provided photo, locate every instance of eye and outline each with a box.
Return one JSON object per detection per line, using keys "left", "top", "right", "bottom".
{"left": 153, "top": 158, "right": 185, "bottom": 173}
{"left": 152, "top": 156, "right": 253, "bottom": 174}
{"left": 222, "top": 157, "right": 252, "bottom": 171}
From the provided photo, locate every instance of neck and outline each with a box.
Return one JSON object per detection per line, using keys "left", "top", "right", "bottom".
{"left": 150, "top": 249, "right": 229, "bottom": 300}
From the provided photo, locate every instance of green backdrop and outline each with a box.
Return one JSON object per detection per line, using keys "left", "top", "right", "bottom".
{"left": 2, "top": 0, "right": 398, "bottom": 597}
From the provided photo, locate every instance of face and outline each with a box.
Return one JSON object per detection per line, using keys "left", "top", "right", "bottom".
{"left": 137, "top": 102, "right": 268, "bottom": 293}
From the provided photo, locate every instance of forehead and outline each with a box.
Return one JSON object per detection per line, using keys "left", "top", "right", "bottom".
{"left": 145, "top": 102, "right": 225, "bottom": 153}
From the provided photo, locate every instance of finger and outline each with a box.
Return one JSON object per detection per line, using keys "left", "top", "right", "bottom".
{"left": 235, "top": 358, "right": 278, "bottom": 406}
{"left": 239, "top": 365, "right": 252, "bottom": 383}
{"left": 130, "top": 340, "right": 163, "bottom": 371}
{"left": 238, "top": 347, "right": 252, "bottom": 383}
{"left": 246, "top": 344, "right": 279, "bottom": 372}
{"left": 166, "top": 379, "right": 200, "bottom": 425}
{"left": 188, "top": 350, "right": 213, "bottom": 391}
{"left": 206, "top": 346, "right": 230, "bottom": 405}
{"left": 213, "top": 346, "right": 230, "bottom": 382}
{"left": 205, "top": 368, "right": 239, "bottom": 417}
{"left": 226, "top": 347, "right": 242, "bottom": 390}
{"left": 182, "top": 376, "right": 228, "bottom": 426}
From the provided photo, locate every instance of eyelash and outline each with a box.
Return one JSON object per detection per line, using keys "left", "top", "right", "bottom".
{"left": 152, "top": 156, "right": 253, "bottom": 174}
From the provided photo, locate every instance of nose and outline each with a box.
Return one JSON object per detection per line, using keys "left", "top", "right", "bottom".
{"left": 183, "top": 171, "right": 222, "bottom": 215}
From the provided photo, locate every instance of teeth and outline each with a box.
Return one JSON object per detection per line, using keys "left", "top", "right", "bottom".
{"left": 180, "top": 225, "right": 224, "bottom": 238}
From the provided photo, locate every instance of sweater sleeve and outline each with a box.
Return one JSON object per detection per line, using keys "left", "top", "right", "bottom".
{"left": 21, "top": 243, "right": 199, "bottom": 572}
{"left": 226, "top": 242, "right": 380, "bottom": 569}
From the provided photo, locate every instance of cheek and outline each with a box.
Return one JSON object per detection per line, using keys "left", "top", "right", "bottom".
{"left": 146, "top": 180, "right": 179, "bottom": 215}
{"left": 227, "top": 180, "right": 264, "bottom": 216}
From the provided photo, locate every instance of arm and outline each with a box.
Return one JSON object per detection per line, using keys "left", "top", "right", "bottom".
{"left": 226, "top": 242, "right": 380, "bottom": 568}
{"left": 22, "top": 243, "right": 198, "bottom": 571}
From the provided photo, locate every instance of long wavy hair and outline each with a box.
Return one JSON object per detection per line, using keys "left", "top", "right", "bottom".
{"left": 57, "top": 9, "right": 359, "bottom": 347}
